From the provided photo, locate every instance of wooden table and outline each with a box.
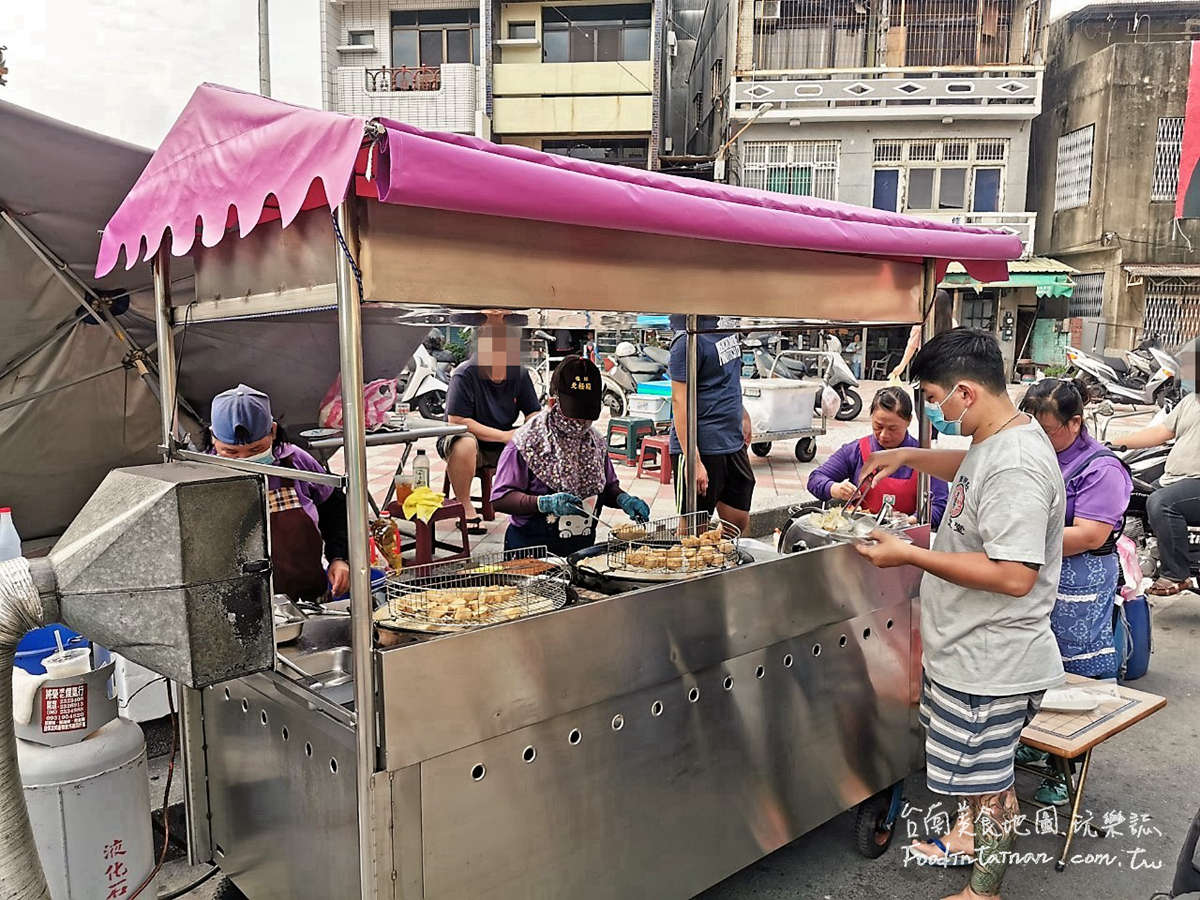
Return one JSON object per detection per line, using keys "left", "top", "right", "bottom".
{"left": 1018, "top": 675, "right": 1166, "bottom": 871}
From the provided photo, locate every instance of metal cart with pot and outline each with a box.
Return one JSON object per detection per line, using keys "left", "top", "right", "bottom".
{"left": 34, "top": 86, "right": 1021, "bottom": 900}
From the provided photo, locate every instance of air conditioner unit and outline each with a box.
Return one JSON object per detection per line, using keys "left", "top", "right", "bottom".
{"left": 756, "top": 0, "right": 781, "bottom": 20}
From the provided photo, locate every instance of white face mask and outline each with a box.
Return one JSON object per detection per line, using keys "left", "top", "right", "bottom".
{"left": 244, "top": 448, "right": 275, "bottom": 466}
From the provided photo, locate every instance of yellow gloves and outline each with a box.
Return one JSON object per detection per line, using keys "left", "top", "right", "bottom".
{"left": 402, "top": 486, "right": 445, "bottom": 523}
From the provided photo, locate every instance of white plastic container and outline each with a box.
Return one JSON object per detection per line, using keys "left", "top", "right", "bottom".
{"left": 741, "top": 379, "right": 820, "bottom": 435}
{"left": 0, "top": 507, "right": 20, "bottom": 561}
{"left": 18, "top": 717, "right": 159, "bottom": 899}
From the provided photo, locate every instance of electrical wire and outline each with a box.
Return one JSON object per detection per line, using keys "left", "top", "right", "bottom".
{"left": 127, "top": 685, "right": 178, "bottom": 899}
{"left": 117, "top": 674, "right": 168, "bottom": 710}
{"left": 156, "top": 865, "right": 219, "bottom": 900}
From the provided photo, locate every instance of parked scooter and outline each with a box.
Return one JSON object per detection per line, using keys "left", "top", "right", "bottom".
{"left": 742, "top": 333, "right": 863, "bottom": 420}
{"left": 397, "top": 339, "right": 450, "bottom": 419}
{"left": 1112, "top": 442, "right": 1200, "bottom": 581}
{"left": 1065, "top": 342, "right": 1180, "bottom": 410}
{"left": 601, "top": 341, "right": 669, "bottom": 417}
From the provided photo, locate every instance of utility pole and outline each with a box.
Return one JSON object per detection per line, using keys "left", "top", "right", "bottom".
{"left": 258, "top": 0, "right": 271, "bottom": 97}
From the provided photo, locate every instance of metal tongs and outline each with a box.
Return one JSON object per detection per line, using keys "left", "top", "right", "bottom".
{"left": 843, "top": 473, "right": 875, "bottom": 517}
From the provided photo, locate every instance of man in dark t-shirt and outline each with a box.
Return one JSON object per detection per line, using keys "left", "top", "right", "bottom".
{"left": 437, "top": 325, "right": 541, "bottom": 529}
{"left": 668, "top": 316, "right": 754, "bottom": 533}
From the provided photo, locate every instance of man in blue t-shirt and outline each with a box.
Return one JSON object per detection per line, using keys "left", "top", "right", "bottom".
{"left": 668, "top": 316, "right": 754, "bottom": 533}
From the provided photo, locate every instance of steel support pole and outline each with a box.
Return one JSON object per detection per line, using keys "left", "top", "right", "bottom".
{"left": 334, "top": 200, "right": 377, "bottom": 899}
{"left": 152, "top": 251, "right": 177, "bottom": 459}
{"left": 916, "top": 259, "right": 936, "bottom": 523}
{"left": 685, "top": 314, "right": 699, "bottom": 516}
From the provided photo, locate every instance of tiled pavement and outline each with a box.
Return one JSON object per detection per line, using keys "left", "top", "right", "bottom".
{"left": 327, "top": 380, "right": 1161, "bottom": 558}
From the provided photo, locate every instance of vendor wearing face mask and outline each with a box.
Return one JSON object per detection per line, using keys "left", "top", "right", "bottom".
{"left": 491, "top": 357, "right": 651, "bottom": 555}
{"left": 209, "top": 384, "right": 350, "bottom": 601}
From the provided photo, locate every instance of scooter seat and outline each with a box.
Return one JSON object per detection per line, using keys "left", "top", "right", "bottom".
{"left": 1102, "top": 355, "right": 1129, "bottom": 374}
{"left": 771, "top": 357, "right": 809, "bottom": 378}
{"left": 622, "top": 358, "right": 665, "bottom": 375}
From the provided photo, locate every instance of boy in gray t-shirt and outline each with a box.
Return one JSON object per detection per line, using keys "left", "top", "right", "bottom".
{"left": 855, "top": 328, "right": 1065, "bottom": 900}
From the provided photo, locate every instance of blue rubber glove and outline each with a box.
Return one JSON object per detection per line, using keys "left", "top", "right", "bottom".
{"left": 617, "top": 492, "right": 651, "bottom": 523}
{"left": 537, "top": 492, "right": 585, "bottom": 517}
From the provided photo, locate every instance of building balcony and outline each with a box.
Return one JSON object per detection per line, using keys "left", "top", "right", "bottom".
{"left": 732, "top": 66, "right": 1042, "bottom": 122}
{"left": 918, "top": 211, "right": 1037, "bottom": 259}
{"left": 333, "top": 62, "right": 478, "bottom": 133}
{"left": 492, "top": 61, "right": 652, "bottom": 135}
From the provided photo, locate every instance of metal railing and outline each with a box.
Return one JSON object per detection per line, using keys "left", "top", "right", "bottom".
{"left": 365, "top": 65, "right": 443, "bottom": 93}
{"left": 733, "top": 65, "right": 1041, "bottom": 118}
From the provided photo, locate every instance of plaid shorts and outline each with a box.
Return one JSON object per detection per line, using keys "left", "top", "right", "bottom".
{"left": 919, "top": 673, "right": 1044, "bottom": 796}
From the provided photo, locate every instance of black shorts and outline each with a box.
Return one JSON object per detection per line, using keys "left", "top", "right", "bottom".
{"left": 671, "top": 448, "right": 755, "bottom": 514}
{"left": 436, "top": 434, "right": 503, "bottom": 472}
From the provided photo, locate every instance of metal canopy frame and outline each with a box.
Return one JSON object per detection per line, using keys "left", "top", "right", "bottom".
{"left": 145, "top": 128, "right": 944, "bottom": 899}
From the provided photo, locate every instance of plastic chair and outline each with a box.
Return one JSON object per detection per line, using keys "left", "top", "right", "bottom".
{"left": 636, "top": 434, "right": 673, "bottom": 485}
{"left": 606, "top": 417, "right": 656, "bottom": 465}
{"left": 441, "top": 466, "right": 496, "bottom": 521}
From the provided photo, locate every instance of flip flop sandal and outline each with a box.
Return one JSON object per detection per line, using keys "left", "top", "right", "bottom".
{"left": 909, "top": 836, "right": 975, "bottom": 867}
{"left": 465, "top": 516, "right": 488, "bottom": 536}
{"left": 1147, "top": 577, "right": 1189, "bottom": 596}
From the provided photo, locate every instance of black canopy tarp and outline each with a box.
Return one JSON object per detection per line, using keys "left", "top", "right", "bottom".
{"left": 0, "top": 100, "right": 422, "bottom": 540}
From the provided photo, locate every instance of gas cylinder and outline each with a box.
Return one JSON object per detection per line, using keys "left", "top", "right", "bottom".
{"left": 17, "top": 717, "right": 159, "bottom": 899}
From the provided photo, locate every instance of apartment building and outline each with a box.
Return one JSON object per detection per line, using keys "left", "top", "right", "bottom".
{"left": 671, "top": 0, "right": 1074, "bottom": 375}
{"left": 1027, "top": 1, "right": 1200, "bottom": 352}
{"left": 320, "top": 0, "right": 663, "bottom": 166}
{"left": 320, "top": 0, "right": 488, "bottom": 135}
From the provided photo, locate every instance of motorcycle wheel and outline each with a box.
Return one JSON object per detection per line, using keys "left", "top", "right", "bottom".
{"left": 751, "top": 442, "right": 773, "bottom": 457}
{"left": 416, "top": 391, "right": 446, "bottom": 420}
{"left": 835, "top": 386, "right": 863, "bottom": 421}
{"left": 795, "top": 438, "right": 817, "bottom": 462}
{"left": 602, "top": 388, "right": 626, "bottom": 417}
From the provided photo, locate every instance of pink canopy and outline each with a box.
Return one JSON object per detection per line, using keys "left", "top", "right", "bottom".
{"left": 97, "top": 83, "right": 1021, "bottom": 281}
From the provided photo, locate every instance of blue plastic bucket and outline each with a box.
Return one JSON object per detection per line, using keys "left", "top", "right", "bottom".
{"left": 15, "top": 625, "right": 87, "bottom": 675}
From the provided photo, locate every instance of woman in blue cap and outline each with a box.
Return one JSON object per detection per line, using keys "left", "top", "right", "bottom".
{"left": 208, "top": 384, "right": 350, "bottom": 601}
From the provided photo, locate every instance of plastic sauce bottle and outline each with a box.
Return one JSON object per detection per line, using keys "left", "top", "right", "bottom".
{"left": 413, "top": 450, "right": 431, "bottom": 489}
{"left": 0, "top": 508, "right": 21, "bottom": 561}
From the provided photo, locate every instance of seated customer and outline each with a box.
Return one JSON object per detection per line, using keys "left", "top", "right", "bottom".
{"left": 492, "top": 357, "right": 650, "bottom": 555}
{"left": 807, "top": 386, "right": 947, "bottom": 527}
{"left": 438, "top": 323, "right": 541, "bottom": 532}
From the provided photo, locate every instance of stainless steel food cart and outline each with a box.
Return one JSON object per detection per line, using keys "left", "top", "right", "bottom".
{"left": 85, "top": 84, "right": 1022, "bottom": 899}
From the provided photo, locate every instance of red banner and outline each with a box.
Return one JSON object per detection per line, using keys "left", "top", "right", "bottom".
{"left": 1177, "top": 41, "right": 1200, "bottom": 218}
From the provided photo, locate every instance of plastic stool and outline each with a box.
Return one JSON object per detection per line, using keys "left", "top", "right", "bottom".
{"left": 387, "top": 499, "right": 471, "bottom": 565}
{"left": 606, "top": 417, "right": 656, "bottom": 465}
{"left": 636, "top": 434, "right": 673, "bottom": 485}
{"left": 441, "top": 466, "right": 496, "bottom": 521}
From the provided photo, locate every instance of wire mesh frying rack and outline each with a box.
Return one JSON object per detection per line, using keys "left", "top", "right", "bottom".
{"left": 605, "top": 510, "right": 741, "bottom": 574}
{"left": 381, "top": 546, "right": 570, "bottom": 632}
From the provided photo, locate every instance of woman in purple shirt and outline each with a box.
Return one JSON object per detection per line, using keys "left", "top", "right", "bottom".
{"left": 1018, "top": 378, "right": 1133, "bottom": 805}
{"left": 492, "top": 357, "right": 650, "bottom": 555}
{"left": 807, "top": 387, "right": 947, "bottom": 527}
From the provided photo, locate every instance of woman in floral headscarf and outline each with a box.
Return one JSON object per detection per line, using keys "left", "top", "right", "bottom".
{"left": 491, "top": 356, "right": 650, "bottom": 555}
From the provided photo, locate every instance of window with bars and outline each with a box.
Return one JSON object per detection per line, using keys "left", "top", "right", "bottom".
{"left": 871, "top": 139, "right": 1007, "bottom": 213}
{"left": 1152, "top": 117, "right": 1185, "bottom": 202}
{"left": 1055, "top": 125, "right": 1094, "bottom": 212}
{"left": 742, "top": 140, "right": 839, "bottom": 199}
{"left": 1144, "top": 277, "right": 1200, "bottom": 348}
{"left": 1069, "top": 272, "right": 1104, "bottom": 319}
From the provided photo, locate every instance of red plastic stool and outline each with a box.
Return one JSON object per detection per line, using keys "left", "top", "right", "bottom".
{"left": 636, "top": 434, "right": 673, "bottom": 485}
{"left": 441, "top": 466, "right": 496, "bottom": 521}
{"left": 387, "top": 499, "right": 471, "bottom": 565}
